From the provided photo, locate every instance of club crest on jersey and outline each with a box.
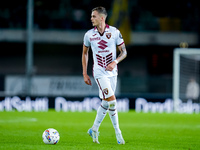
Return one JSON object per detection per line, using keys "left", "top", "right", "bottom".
{"left": 106, "top": 33, "right": 111, "bottom": 39}
{"left": 103, "top": 88, "right": 109, "bottom": 95}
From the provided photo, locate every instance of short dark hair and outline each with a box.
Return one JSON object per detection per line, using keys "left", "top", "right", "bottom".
{"left": 92, "top": 6, "right": 107, "bottom": 18}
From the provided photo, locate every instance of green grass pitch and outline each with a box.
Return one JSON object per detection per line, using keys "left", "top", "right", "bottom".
{"left": 0, "top": 110, "right": 199, "bottom": 150}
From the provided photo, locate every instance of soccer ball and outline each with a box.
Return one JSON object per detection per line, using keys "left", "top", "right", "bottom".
{"left": 42, "top": 128, "right": 60, "bottom": 144}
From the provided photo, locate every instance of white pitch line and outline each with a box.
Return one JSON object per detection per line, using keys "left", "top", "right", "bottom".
{"left": 0, "top": 117, "right": 37, "bottom": 123}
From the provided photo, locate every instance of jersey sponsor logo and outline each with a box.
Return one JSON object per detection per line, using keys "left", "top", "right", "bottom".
{"left": 103, "top": 88, "right": 109, "bottom": 95}
{"left": 106, "top": 33, "right": 111, "bottom": 39}
{"left": 98, "top": 40, "right": 108, "bottom": 50}
{"left": 98, "top": 50, "right": 109, "bottom": 53}
{"left": 90, "top": 37, "right": 100, "bottom": 41}
{"left": 96, "top": 53, "right": 113, "bottom": 68}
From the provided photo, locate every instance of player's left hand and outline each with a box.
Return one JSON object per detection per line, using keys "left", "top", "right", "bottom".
{"left": 105, "top": 61, "right": 117, "bottom": 71}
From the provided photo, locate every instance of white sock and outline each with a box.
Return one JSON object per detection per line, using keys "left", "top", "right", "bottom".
{"left": 92, "top": 100, "right": 108, "bottom": 132}
{"left": 108, "top": 100, "right": 121, "bottom": 134}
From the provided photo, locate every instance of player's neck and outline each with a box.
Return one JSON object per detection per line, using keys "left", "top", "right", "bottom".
{"left": 97, "top": 22, "right": 106, "bottom": 34}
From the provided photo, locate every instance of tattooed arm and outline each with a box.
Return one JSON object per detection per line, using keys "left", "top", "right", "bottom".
{"left": 116, "top": 43, "right": 127, "bottom": 63}
{"left": 105, "top": 43, "right": 127, "bottom": 71}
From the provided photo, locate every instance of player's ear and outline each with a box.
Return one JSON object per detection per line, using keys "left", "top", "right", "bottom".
{"left": 102, "top": 15, "right": 106, "bottom": 21}
{"left": 100, "top": 14, "right": 105, "bottom": 21}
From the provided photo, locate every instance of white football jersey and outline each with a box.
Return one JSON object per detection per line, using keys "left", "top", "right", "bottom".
{"left": 83, "top": 24, "right": 124, "bottom": 78}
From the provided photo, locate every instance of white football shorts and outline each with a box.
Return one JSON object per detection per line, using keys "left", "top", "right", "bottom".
{"left": 95, "top": 76, "right": 117, "bottom": 99}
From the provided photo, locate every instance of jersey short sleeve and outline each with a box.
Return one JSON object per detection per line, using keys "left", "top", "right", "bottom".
{"left": 115, "top": 29, "right": 124, "bottom": 46}
{"left": 83, "top": 32, "right": 91, "bottom": 47}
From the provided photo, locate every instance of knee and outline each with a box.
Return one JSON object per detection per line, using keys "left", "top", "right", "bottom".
{"left": 108, "top": 100, "right": 117, "bottom": 110}
{"left": 101, "top": 100, "right": 109, "bottom": 110}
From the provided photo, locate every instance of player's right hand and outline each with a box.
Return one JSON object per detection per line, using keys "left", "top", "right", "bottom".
{"left": 83, "top": 74, "right": 92, "bottom": 85}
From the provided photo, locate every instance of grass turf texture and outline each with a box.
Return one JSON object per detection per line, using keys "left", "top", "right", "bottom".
{"left": 0, "top": 110, "right": 199, "bottom": 150}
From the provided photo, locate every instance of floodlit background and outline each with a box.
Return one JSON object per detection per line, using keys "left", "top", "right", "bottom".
{"left": 0, "top": 0, "right": 200, "bottom": 108}
{"left": 1, "top": 2, "right": 200, "bottom": 149}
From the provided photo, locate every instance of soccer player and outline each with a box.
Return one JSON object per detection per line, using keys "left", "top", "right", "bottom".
{"left": 82, "top": 6, "right": 127, "bottom": 144}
